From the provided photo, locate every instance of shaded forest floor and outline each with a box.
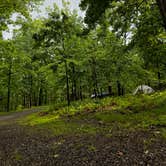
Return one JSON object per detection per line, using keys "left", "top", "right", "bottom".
{"left": 0, "top": 92, "right": 166, "bottom": 165}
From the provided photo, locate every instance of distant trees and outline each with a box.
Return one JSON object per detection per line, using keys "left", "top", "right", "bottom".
{"left": 0, "top": 40, "right": 30, "bottom": 111}
{"left": 33, "top": 5, "right": 85, "bottom": 106}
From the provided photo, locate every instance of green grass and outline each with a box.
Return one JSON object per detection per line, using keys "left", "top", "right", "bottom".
{"left": 19, "top": 90, "right": 166, "bottom": 137}
{"left": 20, "top": 113, "right": 99, "bottom": 135}
{"left": 93, "top": 104, "right": 166, "bottom": 128}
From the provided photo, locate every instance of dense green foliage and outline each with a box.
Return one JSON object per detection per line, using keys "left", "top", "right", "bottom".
{"left": 0, "top": 0, "right": 42, "bottom": 36}
{"left": 0, "top": 1, "right": 166, "bottom": 112}
{"left": 80, "top": 0, "right": 166, "bottom": 30}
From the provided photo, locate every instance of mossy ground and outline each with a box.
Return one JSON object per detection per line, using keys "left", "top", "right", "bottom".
{"left": 19, "top": 91, "right": 166, "bottom": 138}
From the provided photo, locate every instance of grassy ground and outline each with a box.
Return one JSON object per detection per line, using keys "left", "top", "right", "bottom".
{"left": 19, "top": 91, "right": 166, "bottom": 138}
{"left": 1, "top": 91, "right": 166, "bottom": 165}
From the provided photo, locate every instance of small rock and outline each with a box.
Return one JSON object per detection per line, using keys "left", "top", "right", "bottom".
{"left": 54, "top": 154, "right": 59, "bottom": 158}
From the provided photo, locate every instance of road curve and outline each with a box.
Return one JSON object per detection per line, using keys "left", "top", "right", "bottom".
{"left": 0, "top": 108, "right": 42, "bottom": 122}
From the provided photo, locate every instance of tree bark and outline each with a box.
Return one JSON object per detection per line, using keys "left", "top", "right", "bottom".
{"left": 91, "top": 57, "right": 98, "bottom": 97}
{"left": 71, "top": 64, "right": 77, "bottom": 101}
{"left": 65, "top": 60, "right": 70, "bottom": 106}
{"left": 121, "top": 86, "right": 125, "bottom": 96}
{"left": 156, "top": 0, "right": 166, "bottom": 30}
{"left": 39, "top": 87, "right": 43, "bottom": 106}
{"left": 29, "top": 75, "right": 33, "bottom": 108}
{"left": 117, "top": 80, "right": 121, "bottom": 96}
{"left": 108, "top": 85, "right": 112, "bottom": 95}
{"left": 79, "top": 78, "right": 83, "bottom": 100}
{"left": 44, "top": 89, "right": 47, "bottom": 105}
{"left": 7, "top": 64, "right": 12, "bottom": 112}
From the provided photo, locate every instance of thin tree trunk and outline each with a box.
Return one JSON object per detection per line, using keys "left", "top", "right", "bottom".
{"left": 79, "top": 78, "right": 83, "bottom": 100}
{"left": 157, "top": 71, "right": 161, "bottom": 89}
{"left": 72, "top": 64, "right": 77, "bottom": 100}
{"left": 156, "top": 54, "right": 161, "bottom": 89}
{"left": 80, "top": 85, "right": 83, "bottom": 100}
{"left": 91, "top": 57, "right": 98, "bottom": 97}
{"left": 121, "top": 86, "right": 124, "bottom": 96}
{"left": 39, "top": 87, "right": 43, "bottom": 106}
{"left": 71, "top": 82, "right": 74, "bottom": 100}
{"left": 23, "top": 95, "right": 26, "bottom": 108}
{"left": 73, "top": 80, "right": 77, "bottom": 100}
{"left": 29, "top": 75, "right": 33, "bottom": 108}
{"left": 117, "top": 80, "right": 121, "bottom": 96}
{"left": 7, "top": 64, "right": 12, "bottom": 112}
{"left": 108, "top": 85, "right": 112, "bottom": 95}
{"left": 44, "top": 89, "right": 47, "bottom": 105}
{"left": 65, "top": 60, "right": 70, "bottom": 106}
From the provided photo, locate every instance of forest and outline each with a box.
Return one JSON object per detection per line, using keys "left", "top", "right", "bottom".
{"left": 0, "top": 0, "right": 166, "bottom": 112}
{"left": 0, "top": 0, "right": 166, "bottom": 165}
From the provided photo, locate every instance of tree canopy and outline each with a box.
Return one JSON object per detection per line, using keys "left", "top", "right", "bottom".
{"left": 80, "top": 0, "right": 166, "bottom": 30}
{"left": 0, "top": 0, "right": 42, "bottom": 35}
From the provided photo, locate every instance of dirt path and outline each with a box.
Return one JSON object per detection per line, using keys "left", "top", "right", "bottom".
{"left": 0, "top": 108, "right": 41, "bottom": 122}
{"left": 0, "top": 125, "right": 166, "bottom": 166}
{"left": 0, "top": 109, "right": 166, "bottom": 166}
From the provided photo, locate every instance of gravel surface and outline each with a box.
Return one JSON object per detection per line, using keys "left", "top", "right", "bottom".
{"left": 0, "top": 125, "right": 165, "bottom": 166}
{"left": 0, "top": 111, "right": 165, "bottom": 166}
{"left": 0, "top": 109, "right": 41, "bottom": 122}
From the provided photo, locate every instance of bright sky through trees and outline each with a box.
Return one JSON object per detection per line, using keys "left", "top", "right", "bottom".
{"left": 2, "top": 0, "right": 84, "bottom": 40}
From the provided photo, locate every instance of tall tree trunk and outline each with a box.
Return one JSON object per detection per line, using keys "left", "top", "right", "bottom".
{"left": 71, "top": 64, "right": 77, "bottom": 100}
{"left": 29, "top": 75, "right": 33, "bottom": 108}
{"left": 7, "top": 64, "right": 12, "bottom": 112}
{"left": 121, "top": 86, "right": 124, "bottom": 96}
{"left": 156, "top": 0, "right": 166, "bottom": 29}
{"left": 79, "top": 85, "right": 83, "bottom": 100}
{"left": 44, "top": 89, "right": 47, "bottom": 105}
{"left": 79, "top": 78, "right": 83, "bottom": 100}
{"left": 71, "top": 82, "right": 74, "bottom": 100}
{"left": 157, "top": 71, "right": 161, "bottom": 89}
{"left": 108, "top": 85, "right": 112, "bottom": 95}
{"left": 23, "top": 95, "right": 26, "bottom": 108}
{"left": 117, "top": 80, "right": 121, "bottom": 96}
{"left": 73, "top": 80, "right": 77, "bottom": 100}
{"left": 91, "top": 57, "right": 98, "bottom": 97}
{"left": 156, "top": 54, "right": 161, "bottom": 89}
{"left": 65, "top": 60, "right": 70, "bottom": 106}
{"left": 39, "top": 87, "right": 43, "bottom": 106}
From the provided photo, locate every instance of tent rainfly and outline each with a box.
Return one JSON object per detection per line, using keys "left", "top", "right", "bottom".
{"left": 133, "top": 85, "right": 155, "bottom": 95}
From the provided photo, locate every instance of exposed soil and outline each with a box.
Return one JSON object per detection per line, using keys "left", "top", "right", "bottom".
{"left": 54, "top": 132, "right": 166, "bottom": 166}
{"left": 0, "top": 111, "right": 166, "bottom": 166}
